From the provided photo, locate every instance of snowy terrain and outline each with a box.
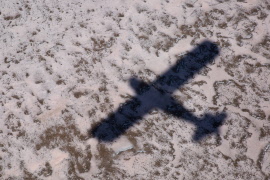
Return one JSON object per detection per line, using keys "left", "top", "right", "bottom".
{"left": 1, "top": 0, "right": 270, "bottom": 179}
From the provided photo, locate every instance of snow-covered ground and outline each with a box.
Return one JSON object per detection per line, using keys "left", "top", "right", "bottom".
{"left": 1, "top": 0, "right": 270, "bottom": 179}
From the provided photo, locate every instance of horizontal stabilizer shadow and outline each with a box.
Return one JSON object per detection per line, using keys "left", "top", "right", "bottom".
{"left": 90, "top": 40, "right": 227, "bottom": 142}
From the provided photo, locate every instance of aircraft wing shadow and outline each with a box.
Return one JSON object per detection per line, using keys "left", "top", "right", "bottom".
{"left": 91, "top": 96, "right": 149, "bottom": 142}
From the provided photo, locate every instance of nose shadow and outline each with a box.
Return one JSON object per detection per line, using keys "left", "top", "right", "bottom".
{"left": 89, "top": 40, "right": 227, "bottom": 142}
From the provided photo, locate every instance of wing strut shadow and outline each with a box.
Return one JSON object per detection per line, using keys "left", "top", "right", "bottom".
{"left": 89, "top": 40, "right": 227, "bottom": 142}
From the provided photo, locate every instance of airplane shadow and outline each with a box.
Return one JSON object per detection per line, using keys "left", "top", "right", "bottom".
{"left": 89, "top": 40, "right": 227, "bottom": 142}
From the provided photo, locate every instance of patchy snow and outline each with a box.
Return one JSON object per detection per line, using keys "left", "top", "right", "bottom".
{"left": 1, "top": 0, "right": 270, "bottom": 179}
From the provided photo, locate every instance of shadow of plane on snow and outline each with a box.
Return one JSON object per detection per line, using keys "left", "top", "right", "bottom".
{"left": 90, "top": 40, "right": 227, "bottom": 142}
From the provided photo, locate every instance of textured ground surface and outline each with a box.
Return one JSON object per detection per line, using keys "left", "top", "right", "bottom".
{"left": 1, "top": 0, "right": 270, "bottom": 179}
